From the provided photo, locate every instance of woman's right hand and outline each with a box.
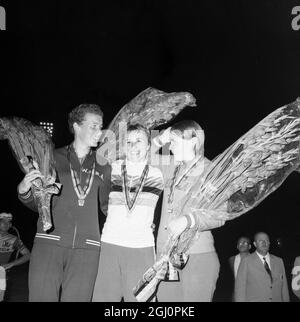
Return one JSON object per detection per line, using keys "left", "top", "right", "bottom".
{"left": 18, "top": 170, "right": 42, "bottom": 194}
{"left": 159, "top": 127, "right": 172, "bottom": 145}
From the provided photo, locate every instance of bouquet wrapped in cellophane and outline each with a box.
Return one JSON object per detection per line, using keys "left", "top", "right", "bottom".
{"left": 134, "top": 98, "right": 300, "bottom": 301}
{"left": 0, "top": 117, "right": 61, "bottom": 231}
{"left": 97, "top": 87, "right": 196, "bottom": 163}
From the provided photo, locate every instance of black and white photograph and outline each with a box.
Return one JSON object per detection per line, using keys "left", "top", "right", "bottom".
{"left": 0, "top": 0, "right": 300, "bottom": 306}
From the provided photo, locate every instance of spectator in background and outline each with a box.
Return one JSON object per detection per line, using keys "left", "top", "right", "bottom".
{"left": 235, "top": 232, "right": 289, "bottom": 302}
{"left": 229, "top": 236, "right": 251, "bottom": 279}
{"left": 228, "top": 236, "right": 251, "bottom": 301}
{"left": 0, "top": 212, "right": 30, "bottom": 301}
{"left": 292, "top": 256, "right": 300, "bottom": 300}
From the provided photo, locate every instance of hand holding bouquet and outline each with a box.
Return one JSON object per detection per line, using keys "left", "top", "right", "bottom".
{"left": 0, "top": 117, "right": 61, "bottom": 231}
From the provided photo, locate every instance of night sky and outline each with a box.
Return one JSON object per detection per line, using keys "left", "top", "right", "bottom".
{"left": 1, "top": 0, "right": 300, "bottom": 300}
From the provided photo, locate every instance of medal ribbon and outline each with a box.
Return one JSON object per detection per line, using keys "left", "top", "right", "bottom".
{"left": 168, "top": 156, "right": 204, "bottom": 204}
{"left": 68, "top": 145, "right": 96, "bottom": 205}
{"left": 121, "top": 163, "right": 149, "bottom": 212}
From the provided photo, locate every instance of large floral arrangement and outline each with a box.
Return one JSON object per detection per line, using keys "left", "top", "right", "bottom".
{"left": 0, "top": 117, "right": 61, "bottom": 231}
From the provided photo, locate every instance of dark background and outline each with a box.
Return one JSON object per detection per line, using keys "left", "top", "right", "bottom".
{"left": 1, "top": 0, "right": 300, "bottom": 301}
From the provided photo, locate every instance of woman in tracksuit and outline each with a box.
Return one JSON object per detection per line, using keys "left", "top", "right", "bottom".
{"left": 18, "top": 104, "right": 111, "bottom": 302}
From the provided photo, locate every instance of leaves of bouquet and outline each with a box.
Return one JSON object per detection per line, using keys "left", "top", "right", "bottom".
{"left": 97, "top": 87, "right": 196, "bottom": 163}
{"left": 179, "top": 98, "right": 300, "bottom": 224}
{"left": 0, "top": 117, "right": 56, "bottom": 179}
{"left": 0, "top": 117, "right": 61, "bottom": 231}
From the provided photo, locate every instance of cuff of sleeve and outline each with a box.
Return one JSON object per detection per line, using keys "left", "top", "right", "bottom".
{"left": 18, "top": 190, "right": 32, "bottom": 200}
{"left": 188, "top": 213, "right": 196, "bottom": 228}
{"left": 184, "top": 214, "right": 195, "bottom": 229}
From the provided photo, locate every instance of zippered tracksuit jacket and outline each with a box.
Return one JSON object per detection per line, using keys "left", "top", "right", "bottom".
{"left": 18, "top": 145, "right": 111, "bottom": 302}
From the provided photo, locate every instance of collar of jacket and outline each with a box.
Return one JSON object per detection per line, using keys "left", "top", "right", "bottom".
{"left": 67, "top": 144, "right": 95, "bottom": 172}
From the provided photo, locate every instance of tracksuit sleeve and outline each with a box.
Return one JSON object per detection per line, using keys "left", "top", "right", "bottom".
{"left": 18, "top": 188, "right": 38, "bottom": 212}
{"left": 99, "top": 163, "right": 112, "bottom": 216}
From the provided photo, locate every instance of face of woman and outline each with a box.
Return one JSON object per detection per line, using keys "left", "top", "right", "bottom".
{"left": 126, "top": 130, "right": 149, "bottom": 163}
{"left": 169, "top": 131, "right": 197, "bottom": 162}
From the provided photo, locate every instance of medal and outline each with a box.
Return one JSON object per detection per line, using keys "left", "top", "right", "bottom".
{"left": 122, "top": 163, "right": 149, "bottom": 212}
{"left": 68, "top": 145, "right": 95, "bottom": 207}
{"left": 78, "top": 198, "right": 85, "bottom": 206}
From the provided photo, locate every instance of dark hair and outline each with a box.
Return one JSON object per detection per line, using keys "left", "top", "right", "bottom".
{"left": 68, "top": 104, "right": 103, "bottom": 134}
{"left": 171, "top": 120, "right": 205, "bottom": 155}
{"left": 127, "top": 123, "right": 151, "bottom": 144}
{"left": 237, "top": 236, "right": 251, "bottom": 245}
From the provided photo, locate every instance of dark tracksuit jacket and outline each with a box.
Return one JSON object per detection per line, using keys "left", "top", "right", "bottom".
{"left": 18, "top": 145, "right": 111, "bottom": 301}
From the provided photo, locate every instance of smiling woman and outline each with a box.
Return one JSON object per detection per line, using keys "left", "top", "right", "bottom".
{"left": 92, "top": 123, "right": 164, "bottom": 302}
{"left": 126, "top": 124, "right": 150, "bottom": 163}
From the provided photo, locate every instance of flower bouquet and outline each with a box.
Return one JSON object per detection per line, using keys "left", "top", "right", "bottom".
{"left": 0, "top": 117, "right": 61, "bottom": 231}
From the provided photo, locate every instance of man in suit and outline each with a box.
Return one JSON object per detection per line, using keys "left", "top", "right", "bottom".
{"left": 229, "top": 236, "right": 251, "bottom": 279}
{"left": 228, "top": 236, "right": 251, "bottom": 301}
{"left": 292, "top": 256, "right": 300, "bottom": 300}
{"left": 235, "top": 232, "right": 289, "bottom": 302}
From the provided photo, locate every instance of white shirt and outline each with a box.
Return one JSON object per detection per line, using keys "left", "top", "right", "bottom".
{"left": 256, "top": 251, "right": 271, "bottom": 270}
{"left": 234, "top": 254, "right": 241, "bottom": 278}
{"left": 101, "top": 160, "right": 164, "bottom": 248}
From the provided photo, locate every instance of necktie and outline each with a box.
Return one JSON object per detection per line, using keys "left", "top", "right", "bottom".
{"left": 263, "top": 257, "right": 273, "bottom": 283}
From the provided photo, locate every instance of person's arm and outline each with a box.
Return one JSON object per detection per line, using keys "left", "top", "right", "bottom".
{"left": 167, "top": 208, "right": 226, "bottom": 237}
{"left": 234, "top": 257, "right": 248, "bottom": 302}
{"left": 191, "top": 209, "right": 226, "bottom": 231}
{"left": 99, "top": 163, "right": 112, "bottom": 216}
{"left": 151, "top": 127, "right": 172, "bottom": 155}
{"left": 280, "top": 259, "right": 290, "bottom": 302}
{"left": 18, "top": 190, "right": 37, "bottom": 212}
{"left": 292, "top": 257, "right": 300, "bottom": 300}
{"left": 17, "top": 170, "right": 42, "bottom": 212}
{"left": 1, "top": 240, "right": 30, "bottom": 271}
{"left": 149, "top": 127, "right": 174, "bottom": 182}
